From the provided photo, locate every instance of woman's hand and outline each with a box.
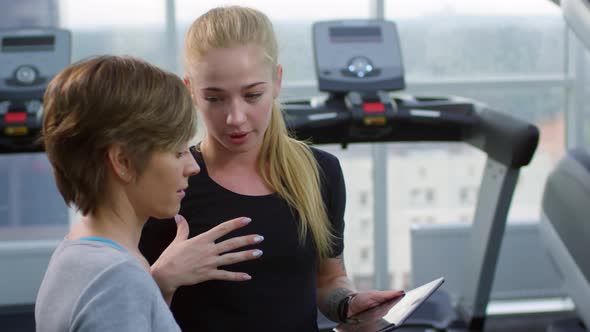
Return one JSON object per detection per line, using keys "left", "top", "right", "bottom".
{"left": 151, "top": 214, "right": 264, "bottom": 304}
{"left": 347, "top": 290, "right": 405, "bottom": 318}
{"left": 315, "top": 253, "right": 405, "bottom": 323}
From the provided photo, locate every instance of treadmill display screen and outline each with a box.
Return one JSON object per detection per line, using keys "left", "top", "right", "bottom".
{"left": 2, "top": 36, "right": 55, "bottom": 52}
{"left": 329, "top": 26, "right": 382, "bottom": 43}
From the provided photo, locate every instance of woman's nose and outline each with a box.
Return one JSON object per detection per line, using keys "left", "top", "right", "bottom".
{"left": 226, "top": 100, "right": 247, "bottom": 126}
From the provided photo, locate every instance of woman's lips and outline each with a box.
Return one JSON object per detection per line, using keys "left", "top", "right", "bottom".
{"left": 229, "top": 132, "right": 249, "bottom": 144}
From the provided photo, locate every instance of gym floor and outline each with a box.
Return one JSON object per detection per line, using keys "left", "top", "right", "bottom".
{"left": 2, "top": 305, "right": 579, "bottom": 332}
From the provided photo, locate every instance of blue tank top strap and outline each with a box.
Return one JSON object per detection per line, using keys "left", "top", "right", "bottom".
{"left": 78, "top": 236, "right": 126, "bottom": 251}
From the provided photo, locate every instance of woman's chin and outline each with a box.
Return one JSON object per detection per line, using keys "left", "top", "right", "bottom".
{"left": 151, "top": 208, "right": 180, "bottom": 220}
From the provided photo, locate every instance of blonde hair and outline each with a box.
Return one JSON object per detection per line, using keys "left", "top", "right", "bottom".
{"left": 42, "top": 55, "right": 196, "bottom": 215}
{"left": 184, "top": 6, "right": 334, "bottom": 261}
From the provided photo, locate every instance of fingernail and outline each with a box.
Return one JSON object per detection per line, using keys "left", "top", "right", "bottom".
{"left": 174, "top": 215, "right": 180, "bottom": 223}
{"left": 243, "top": 274, "right": 252, "bottom": 280}
{"left": 252, "top": 250, "right": 263, "bottom": 257}
{"left": 253, "top": 235, "right": 264, "bottom": 243}
{"left": 241, "top": 217, "right": 252, "bottom": 224}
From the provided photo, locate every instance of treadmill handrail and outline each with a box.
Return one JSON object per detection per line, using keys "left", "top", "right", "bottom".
{"left": 283, "top": 98, "right": 539, "bottom": 169}
{"left": 466, "top": 106, "right": 539, "bottom": 168}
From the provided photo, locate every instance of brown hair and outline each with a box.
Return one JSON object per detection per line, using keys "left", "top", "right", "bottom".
{"left": 184, "top": 6, "right": 335, "bottom": 261}
{"left": 42, "top": 55, "right": 196, "bottom": 215}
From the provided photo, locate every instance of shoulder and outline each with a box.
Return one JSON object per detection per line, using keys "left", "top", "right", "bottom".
{"left": 52, "top": 242, "right": 157, "bottom": 303}
{"left": 39, "top": 242, "right": 174, "bottom": 331}
{"left": 37, "top": 241, "right": 134, "bottom": 303}
{"left": 83, "top": 255, "right": 154, "bottom": 294}
{"left": 70, "top": 257, "right": 176, "bottom": 331}
{"left": 310, "top": 146, "right": 341, "bottom": 172}
{"left": 309, "top": 147, "right": 345, "bottom": 197}
{"left": 47, "top": 241, "right": 131, "bottom": 276}
{"left": 73, "top": 254, "right": 160, "bottom": 317}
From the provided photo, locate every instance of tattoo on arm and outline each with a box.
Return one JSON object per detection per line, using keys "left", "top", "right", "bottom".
{"left": 323, "top": 287, "right": 355, "bottom": 322}
{"left": 320, "top": 255, "right": 355, "bottom": 322}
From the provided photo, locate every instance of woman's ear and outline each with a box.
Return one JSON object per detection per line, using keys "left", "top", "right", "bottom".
{"left": 184, "top": 77, "right": 198, "bottom": 105}
{"left": 107, "top": 143, "right": 132, "bottom": 183}
{"left": 273, "top": 64, "right": 283, "bottom": 99}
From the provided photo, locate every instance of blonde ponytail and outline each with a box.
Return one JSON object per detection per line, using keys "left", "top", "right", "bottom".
{"left": 258, "top": 102, "right": 334, "bottom": 261}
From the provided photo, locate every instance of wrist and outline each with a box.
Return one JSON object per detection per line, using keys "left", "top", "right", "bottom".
{"left": 151, "top": 264, "right": 177, "bottom": 297}
{"left": 337, "top": 293, "right": 357, "bottom": 322}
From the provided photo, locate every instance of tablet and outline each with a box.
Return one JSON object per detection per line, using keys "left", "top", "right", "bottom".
{"left": 333, "top": 277, "right": 445, "bottom": 332}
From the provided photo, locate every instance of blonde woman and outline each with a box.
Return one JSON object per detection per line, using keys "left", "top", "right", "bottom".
{"left": 141, "top": 6, "right": 404, "bottom": 332}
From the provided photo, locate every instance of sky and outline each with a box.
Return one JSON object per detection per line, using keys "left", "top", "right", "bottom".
{"left": 59, "top": 0, "right": 561, "bottom": 28}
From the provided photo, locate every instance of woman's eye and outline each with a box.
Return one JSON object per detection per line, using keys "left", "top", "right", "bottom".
{"left": 246, "top": 93, "right": 263, "bottom": 100}
{"left": 204, "top": 96, "right": 221, "bottom": 103}
{"left": 176, "top": 151, "right": 188, "bottom": 158}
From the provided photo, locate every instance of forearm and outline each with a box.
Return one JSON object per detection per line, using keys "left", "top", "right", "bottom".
{"left": 317, "top": 275, "right": 357, "bottom": 322}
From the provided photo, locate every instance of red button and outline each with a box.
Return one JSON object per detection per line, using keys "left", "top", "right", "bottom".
{"left": 362, "top": 102, "right": 385, "bottom": 113}
{"left": 5, "top": 112, "right": 27, "bottom": 123}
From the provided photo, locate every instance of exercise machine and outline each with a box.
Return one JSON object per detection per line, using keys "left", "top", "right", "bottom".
{"left": 539, "top": 1, "right": 590, "bottom": 331}
{"left": 282, "top": 19, "right": 539, "bottom": 331}
{"left": 0, "top": 28, "right": 71, "bottom": 153}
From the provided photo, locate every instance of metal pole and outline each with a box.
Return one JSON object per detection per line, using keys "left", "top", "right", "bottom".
{"left": 371, "top": 0, "right": 385, "bottom": 19}
{"left": 370, "top": 0, "right": 390, "bottom": 291}
{"left": 165, "top": 0, "right": 178, "bottom": 74}
{"left": 372, "top": 145, "right": 389, "bottom": 290}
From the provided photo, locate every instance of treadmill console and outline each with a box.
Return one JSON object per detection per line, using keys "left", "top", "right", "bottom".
{"left": 0, "top": 28, "right": 71, "bottom": 153}
{"left": 313, "top": 20, "right": 405, "bottom": 93}
{"left": 283, "top": 19, "right": 479, "bottom": 147}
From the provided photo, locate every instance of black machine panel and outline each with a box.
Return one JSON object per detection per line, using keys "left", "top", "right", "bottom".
{"left": 313, "top": 20, "right": 405, "bottom": 93}
{"left": 0, "top": 28, "right": 71, "bottom": 153}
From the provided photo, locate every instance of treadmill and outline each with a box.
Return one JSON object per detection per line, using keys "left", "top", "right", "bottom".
{"left": 539, "top": 1, "right": 590, "bottom": 331}
{"left": 282, "top": 19, "right": 539, "bottom": 331}
{"left": 0, "top": 28, "right": 71, "bottom": 331}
